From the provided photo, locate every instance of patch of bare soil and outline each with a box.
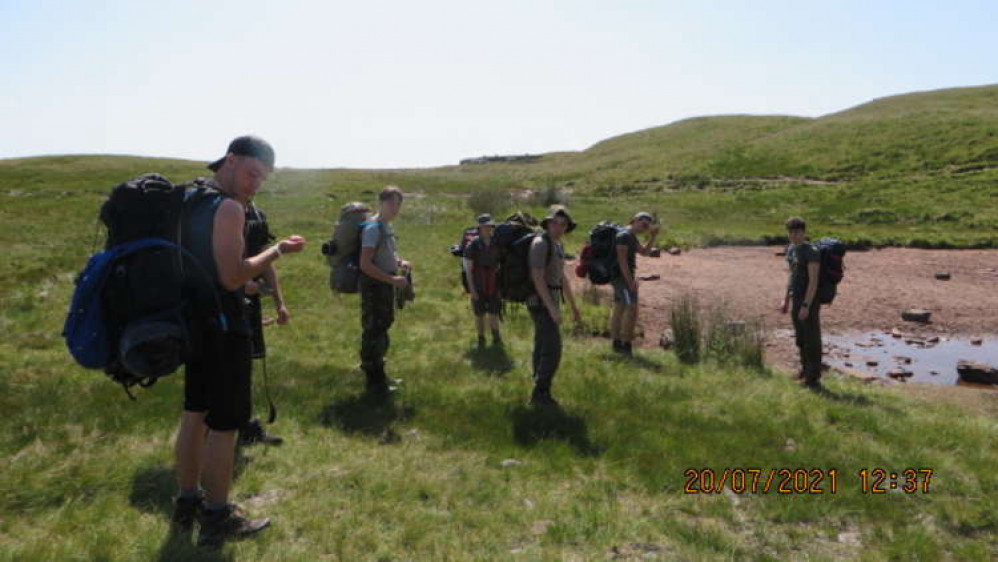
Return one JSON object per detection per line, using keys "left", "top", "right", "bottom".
{"left": 568, "top": 247, "right": 998, "bottom": 410}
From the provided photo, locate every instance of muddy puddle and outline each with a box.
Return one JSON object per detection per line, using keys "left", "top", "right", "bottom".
{"left": 822, "top": 332, "right": 997, "bottom": 387}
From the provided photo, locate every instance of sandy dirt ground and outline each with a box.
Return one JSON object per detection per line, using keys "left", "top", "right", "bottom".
{"left": 568, "top": 247, "right": 998, "bottom": 414}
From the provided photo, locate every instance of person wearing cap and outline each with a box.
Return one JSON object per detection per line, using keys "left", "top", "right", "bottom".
{"left": 358, "top": 185, "right": 411, "bottom": 396}
{"left": 528, "top": 205, "right": 582, "bottom": 406}
{"left": 172, "top": 135, "right": 306, "bottom": 548}
{"left": 463, "top": 214, "right": 503, "bottom": 348}
{"left": 611, "top": 212, "right": 660, "bottom": 356}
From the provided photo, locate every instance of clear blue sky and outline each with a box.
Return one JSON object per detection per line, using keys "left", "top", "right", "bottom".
{"left": 1, "top": 0, "right": 995, "bottom": 168}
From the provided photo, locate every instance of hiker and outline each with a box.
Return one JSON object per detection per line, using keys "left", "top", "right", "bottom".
{"left": 463, "top": 214, "right": 503, "bottom": 348}
{"left": 610, "top": 212, "right": 660, "bottom": 356}
{"left": 780, "top": 216, "right": 822, "bottom": 389}
{"left": 238, "top": 202, "right": 286, "bottom": 447}
{"left": 172, "top": 136, "right": 305, "bottom": 548}
{"left": 528, "top": 206, "right": 582, "bottom": 406}
{"left": 358, "top": 185, "right": 411, "bottom": 395}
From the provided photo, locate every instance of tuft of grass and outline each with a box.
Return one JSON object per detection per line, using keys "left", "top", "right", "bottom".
{"left": 703, "top": 306, "right": 766, "bottom": 370}
{"left": 466, "top": 186, "right": 512, "bottom": 216}
{"left": 670, "top": 294, "right": 702, "bottom": 365}
{"left": 671, "top": 295, "right": 766, "bottom": 370}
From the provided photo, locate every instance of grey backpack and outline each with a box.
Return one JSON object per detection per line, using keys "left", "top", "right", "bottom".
{"left": 321, "top": 202, "right": 373, "bottom": 293}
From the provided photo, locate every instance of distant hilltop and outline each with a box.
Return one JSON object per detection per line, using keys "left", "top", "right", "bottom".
{"left": 459, "top": 154, "right": 541, "bottom": 165}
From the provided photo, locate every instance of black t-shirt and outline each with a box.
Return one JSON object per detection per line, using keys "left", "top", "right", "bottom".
{"left": 786, "top": 243, "right": 820, "bottom": 299}
{"left": 616, "top": 229, "right": 639, "bottom": 273}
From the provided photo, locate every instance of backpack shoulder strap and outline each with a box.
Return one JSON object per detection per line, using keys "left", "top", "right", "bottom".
{"left": 542, "top": 233, "right": 553, "bottom": 265}
{"left": 359, "top": 220, "right": 388, "bottom": 252}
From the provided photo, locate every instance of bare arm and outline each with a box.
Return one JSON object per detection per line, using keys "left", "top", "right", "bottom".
{"left": 359, "top": 246, "right": 400, "bottom": 284}
{"left": 463, "top": 256, "right": 477, "bottom": 298}
{"left": 616, "top": 245, "right": 633, "bottom": 285}
{"left": 561, "top": 262, "right": 581, "bottom": 320}
{"left": 532, "top": 266, "right": 556, "bottom": 314}
{"left": 636, "top": 230, "right": 659, "bottom": 255}
{"left": 213, "top": 200, "right": 282, "bottom": 291}
{"left": 803, "top": 261, "right": 820, "bottom": 306}
{"left": 260, "top": 263, "right": 283, "bottom": 308}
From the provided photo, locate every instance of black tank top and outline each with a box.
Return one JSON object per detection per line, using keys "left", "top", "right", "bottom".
{"left": 182, "top": 181, "right": 249, "bottom": 335}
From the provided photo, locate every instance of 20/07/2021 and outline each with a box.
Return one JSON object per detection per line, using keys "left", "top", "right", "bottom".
{"left": 684, "top": 468, "right": 935, "bottom": 495}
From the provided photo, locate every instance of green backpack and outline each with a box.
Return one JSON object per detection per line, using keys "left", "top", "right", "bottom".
{"left": 321, "top": 202, "right": 373, "bottom": 293}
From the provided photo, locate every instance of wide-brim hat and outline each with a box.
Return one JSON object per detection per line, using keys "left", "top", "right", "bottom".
{"left": 540, "top": 205, "right": 577, "bottom": 233}
{"left": 476, "top": 214, "right": 496, "bottom": 227}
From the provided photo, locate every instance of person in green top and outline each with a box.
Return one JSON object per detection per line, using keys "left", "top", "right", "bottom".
{"left": 610, "top": 212, "right": 660, "bottom": 357}
{"left": 781, "top": 216, "right": 823, "bottom": 390}
{"left": 527, "top": 206, "right": 583, "bottom": 407}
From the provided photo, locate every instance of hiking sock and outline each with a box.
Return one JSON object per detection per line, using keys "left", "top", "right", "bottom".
{"left": 206, "top": 502, "right": 228, "bottom": 513}
{"left": 492, "top": 330, "right": 503, "bottom": 345}
{"left": 477, "top": 335, "right": 486, "bottom": 348}
{"left": 179, "top": 489, "right": 201, "bottom": 500}
{"left": 613, "top": 340, "right": 622, "bottom": 352}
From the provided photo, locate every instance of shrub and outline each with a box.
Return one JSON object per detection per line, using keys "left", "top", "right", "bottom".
{"left": 530, "top": 185, "right": 569, "bottom": 207}
{"left": 467, "top": 187, "right": 512, "bottom": 216}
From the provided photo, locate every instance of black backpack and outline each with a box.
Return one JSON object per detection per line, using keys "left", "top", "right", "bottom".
{"left": 815, "top": 238, "right": 846, "bottom": 304}
{"left": 64, "top": 174, "right": 221, "bottom": 397}
{"left": 494, "top": 222, "right": 550, "bottom": 303}
{"left": 586, "top": 221, "right": 624, "bottom": 285}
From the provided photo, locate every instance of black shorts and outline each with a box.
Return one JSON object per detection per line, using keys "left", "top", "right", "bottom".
{"left": 472, "top": 295, "right": 502, "bottom": 316}
{"left": 184, "top": 327, "right": 252, "bottom": 431}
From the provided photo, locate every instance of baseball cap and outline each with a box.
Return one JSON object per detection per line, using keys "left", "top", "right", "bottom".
{"left": 207, "top": 135, "right": 276, "bottom": 172}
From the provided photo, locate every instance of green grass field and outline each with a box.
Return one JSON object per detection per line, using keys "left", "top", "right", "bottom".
{"left": 2, "top": 85, "right": 997, "bottom": 560}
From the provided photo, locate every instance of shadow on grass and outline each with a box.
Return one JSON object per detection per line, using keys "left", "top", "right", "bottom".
{"left": 129, "top": 466, "right": 234, "bottom": 562}
{"left": 510, "top": 405, "right": 604, "bottom": 457}
{"left": 804, "top": 382, "right": 907, "bottom": 416}
{"left": 811, "top": 385, "right": 873, "bottom": 405}
{"left": 466, "top": 344, "right": 515, "bottom": 376}
{"left": 320, "top": 390, "right": 416, "bottom": 439}
{"left": 600, "top": 352, "right": 666, "bottom": 372}
{"left": 153, "top": 528, "right": 235, "bottom": 562}
{"left": 129, "top": 465, "right": 175, "bottom": 516}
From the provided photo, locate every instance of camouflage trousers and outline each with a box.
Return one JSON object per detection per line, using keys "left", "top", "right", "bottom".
{"left": 360, "top": 275, "right": 396, "bottom": 381}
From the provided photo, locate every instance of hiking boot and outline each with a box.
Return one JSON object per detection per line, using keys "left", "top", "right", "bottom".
{"left": 477, "top": 335, "right": 487, "bottom": 349}
{"left": 197, "top": 503, "right": 270, "bottom": 549}
{"left": 612, "top": 340, "right": 622, "bottom": 353}
{"left": 171, "top": 494, "right": 204, "bottom": 532}
{"left": 238, "top": 418, "right": 284, "bottom": 447}
{"left": 492, "top": 331, "right": 503, "bottom": 347}
{"left": 621, "top": 342, "right": 634, "bottom": 357}
{"left": 528, "top": 389, "right": 559, "bottom": 407}
{"left": 366, "top": 374, "right": 402, "bottom": 396}
{"left": 801, "top": 378, "right": 823, "bottom": 391}
{"left": 366, "top": 380, "right": 397, "bottom": 396}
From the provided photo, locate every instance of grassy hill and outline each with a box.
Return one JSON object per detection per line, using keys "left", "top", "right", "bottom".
{"left": 2, "top": 85, "right": 998, "bottom": 560}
